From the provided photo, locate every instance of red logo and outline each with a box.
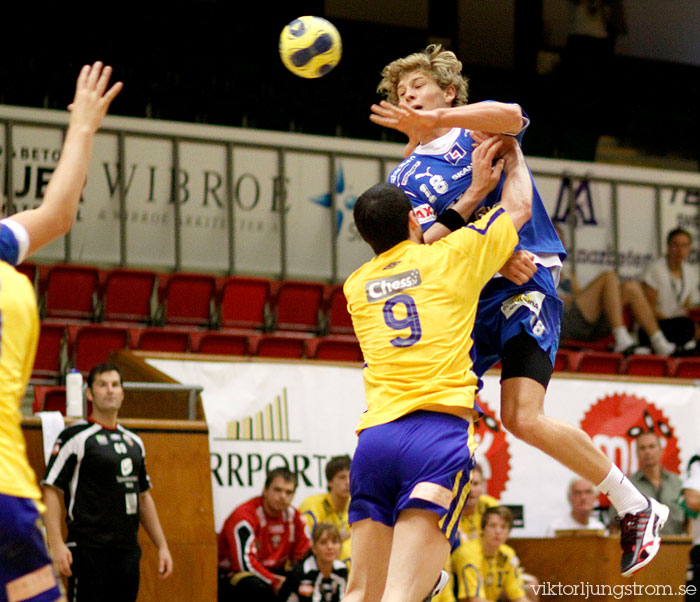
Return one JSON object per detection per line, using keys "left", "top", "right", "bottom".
{"left": 580, "top": 393, "right": 681, "bottom": 504}
{"left": 473, "top": 396, "right": 511, "bottom": 499}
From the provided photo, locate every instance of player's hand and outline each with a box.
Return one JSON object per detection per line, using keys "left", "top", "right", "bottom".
{"left": 469, "top": 135, "right": 505, "bottom": 199}
{"left": 157, "top": 546, "right": 174, "bottom": 579}
{"left": 370, "top": 100, "right": 438, "bottom": 144}
{"left": 51, "top": 541, "right": 73, "bottom": 576}
{"left": 272, "top": 574, "right": 287, "bottom": 593}
{"left": 500, "top": 250, "right": 537, "bottom": 285}
{"left": 67, "top": 62, "right": 123, "bottom": 133}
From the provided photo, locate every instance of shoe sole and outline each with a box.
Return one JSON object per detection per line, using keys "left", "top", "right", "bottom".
{"left": 621, "top": 501, "right": 670, "bottom": 577}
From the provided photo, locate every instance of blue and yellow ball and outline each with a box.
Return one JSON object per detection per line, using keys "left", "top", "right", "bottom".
{"left": 279, "top": 16, "right": 342, "bottom": 79}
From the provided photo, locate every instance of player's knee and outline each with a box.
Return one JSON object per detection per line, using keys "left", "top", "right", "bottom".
{"left": 500, "top": 407, "right": 539, "bottom": 441}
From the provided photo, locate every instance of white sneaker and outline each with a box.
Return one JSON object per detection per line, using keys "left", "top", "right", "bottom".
{"left": 423, "top": 570, "right": 450, "bottom": 601}
{"left": 619, "top": 497, "right": 669, "bottom": 577}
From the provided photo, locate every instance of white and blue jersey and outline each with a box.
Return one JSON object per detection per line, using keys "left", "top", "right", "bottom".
{"left": 388, "top": 115, "right": 566, "bottom": 378}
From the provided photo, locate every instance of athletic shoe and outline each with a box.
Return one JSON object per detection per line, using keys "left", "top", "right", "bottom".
{"left": 619, "top": 497, "right": 669, "bottom": 577}
{"left": 422, "top": 569, "right": 450, "bottom": 601}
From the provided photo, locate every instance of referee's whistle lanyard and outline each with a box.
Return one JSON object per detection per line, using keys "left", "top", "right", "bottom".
{"left": 670, "top": 269, "right": 685, "bottom": 307}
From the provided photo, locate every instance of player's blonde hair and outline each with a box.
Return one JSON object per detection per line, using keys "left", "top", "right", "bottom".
{"left": 377, "top": 44, "right": 469, "bottom": 106}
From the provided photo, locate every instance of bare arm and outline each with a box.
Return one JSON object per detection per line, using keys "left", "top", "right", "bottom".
{"left": 370, "top": 100, "right": 523, "bottom": 146}
{"left": 499, "top": 139, "right": 532, "bottom": 231}
{"left": 641, "top": 282, "right": 664, "bottom": 319}
{"left": 139, "top": 491, "right": 173, "bottom": 579}
{"left": 423, "top": 136, "right": 505, "bottom": 244}
{"left": 43, "top": 485, "right": 73, "bottom": 576}
{"left": 9, "top": 62, "right": 122, "bottom": 258}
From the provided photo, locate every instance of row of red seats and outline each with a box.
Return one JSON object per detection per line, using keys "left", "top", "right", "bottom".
{"left": 555, "top": 348, "right": 700, "bottom": 378}
{"left": 33, "top": 322, "right": 363, "bottom": 383}
{"left": 18, "top": 263, "right": 353, "bottom": 335}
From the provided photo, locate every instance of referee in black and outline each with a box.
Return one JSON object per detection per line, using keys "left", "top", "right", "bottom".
{"left": 43, "top": 362, "right": 173, "bottom": 601}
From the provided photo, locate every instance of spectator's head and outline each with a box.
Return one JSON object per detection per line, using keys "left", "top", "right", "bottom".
{"left": 464, "top": 463, "right": 486, "bottom": 515}
{"left": 262, "top": 468, "right": 297, "bottom": 516}
{"left": 311, "top": 523, "right": 342, "bottom": 566}
{"left": 325, "top": 455, "right": 351, "bottom": 500}
{"left": 635, "top": 432, "right": 663, "bottom": 472}
{"left": 666, "top": 228, "right": 692, "bottom": 265}
{"left": 377, "top": 44, "right": 468, "bottom": 107}
{"left": 481, "top": 506, "right": 513, "bottom": 553}
{"left": 86, "top": 362, "right": 124, "bottom": 415}
{"left": 567, "top": 478, "right": 597, "bottom": 519}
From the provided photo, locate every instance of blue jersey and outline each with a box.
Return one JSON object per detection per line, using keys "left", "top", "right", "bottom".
{"left": 388, "top": 123, "right": 565, "bottom": 261}
{"left": 0, "top": 222, "right": 22, "bottom": 266}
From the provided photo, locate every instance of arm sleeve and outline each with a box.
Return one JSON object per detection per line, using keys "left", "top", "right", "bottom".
{"left": 642, "top": 260, "right": 662, "bottom": 290}
{"left": 223, "top": 509, "right": 275, "bottom": 584}
{"left": 452, "top": 546, "right": 481, "bottom": 599}
{"left": 42, "top": 430, "right": 77, "bottom": 492}
{"left": 440, "top": 207, "right": 518, "bottom": 289}
{"left": 0, "top": 219, "right": 29, "bottom": 265}
{"left": 503, "top": 553, "right": 527, "bottom": 600}
{"left": 291, "top": 511, "right": 312, "bottom": 564}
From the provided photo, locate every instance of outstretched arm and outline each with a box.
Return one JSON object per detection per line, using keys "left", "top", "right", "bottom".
{"left": 371, "top": 100, "right": 523, "bottom": 156}
{"left": 423, "top": 136, "right": 505, "bottom": 244}
{"left": 499, "top": 138, "right": 532, "bottom": 231}
{"left": 8, "top": 62, "right": 122, "bottom": 258}
{"left": 139, "top": 491, "right": 173, "bottom": 579}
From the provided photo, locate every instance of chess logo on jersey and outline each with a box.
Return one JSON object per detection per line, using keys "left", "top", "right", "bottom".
{"left": 365, "top": 269, "right": 421, "bottom": 302}
{"left": 443, "top": 143, "right": 467, "bottom": 165}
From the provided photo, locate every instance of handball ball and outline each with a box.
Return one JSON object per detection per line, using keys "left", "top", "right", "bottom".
{"left": 279, "top": 16, "right": 342, "bottom": 79}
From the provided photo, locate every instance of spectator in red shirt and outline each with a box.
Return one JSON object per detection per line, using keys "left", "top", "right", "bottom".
{"left": 218, "top": 467, "right": 311, "bottom": 601}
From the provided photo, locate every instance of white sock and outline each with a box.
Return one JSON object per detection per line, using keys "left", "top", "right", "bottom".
{"left": 650, "top": 330, "right": 675, "bottom": 356}
{"left": 612, "top": 327, "right": 634, "bottom": 352}
{"left": 597, "top": 463, "right": 648, "bottom": 516}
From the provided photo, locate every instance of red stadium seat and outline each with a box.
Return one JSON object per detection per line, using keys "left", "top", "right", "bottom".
{"left": 195, "top": 332, "right": 249, "bottom": 356}
{"left": 253, "top": 333, "right": 309, "bottom": 359}
{"left": 554, "top": 348, "right": 581, "bottom": 372}
{"left": 132, "top": 328, "right": 190, "bottom": 353}
{"left": 324, "top": 285, "right": 354, "bottom": 335}
{"left": 218, "top": 276, "right": 271, "bottom": 331}
{"left": 272, "top": 280, "right": 325, "bottom": 333}
{"left": 102, "top": 268, "right": 157, "bottom": 324}
{"left": 673, "top": 357, "right": 700, "bottom": 379}
{"left": 559, "top": 336, "right": 613, "bottom": 352}
{"left": 16, "top": 262, "right": 38, "bottom": 289}
{"left": 33, "top": 324, "right": 67, "bottom": 382}
{"left": 623, "top": 354, "right": 673, "bottom": 377}
{"left": 70, "top": 325, "right": 130, "bottom": 375}
{"left": 160, "top": 273, "right": 216, "bottom": 327}
{"left": 42, "top": 265, "right": 100, "bottom": 321}
{"left": 310, "top": 335, "right": 363, "bottom": 362}
{"left": 33, "top": 385, "right": 67, "bottom": 414}
{"left": 577, "top": 351, "right": 624, "bottom": 375}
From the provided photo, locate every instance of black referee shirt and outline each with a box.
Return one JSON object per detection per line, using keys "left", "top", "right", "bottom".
{"left": 43, "top": 419, "right": 151, "bottom": 549}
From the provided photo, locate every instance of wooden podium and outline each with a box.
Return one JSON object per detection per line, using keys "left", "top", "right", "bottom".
{"left": 511, "top": 533, "right": 692, "bottom": 601}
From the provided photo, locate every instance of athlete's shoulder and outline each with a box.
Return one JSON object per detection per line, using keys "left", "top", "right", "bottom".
{"left": 498, "top": 543, "right": 519, "bottom": 566}
{"left": 55, "top": 420, "right": 96, "bottom": 444}
{"left": 299, "top": 492, "right": 326, "bottom": 512}
{"left": 117, "top": 425, "right": 146, "bottom": 450}
{"left": 478, "top": 494, "right": 499, "bottom": 510}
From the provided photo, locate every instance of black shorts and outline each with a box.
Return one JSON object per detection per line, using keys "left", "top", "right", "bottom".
{"left": 67, "top": 545, "right": 141, "bottom": 602}
{"left": 501, "top": 331, "right": 554, "bottom": 389}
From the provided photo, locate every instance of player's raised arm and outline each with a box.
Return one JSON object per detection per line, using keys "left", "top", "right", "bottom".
{"left": 8, "top": 61, "right": 122, "bottom": 258}
{"left": 423, "top": 136, "right": 505, "bottom": 244}
{"left": 498, "top": 138, "right": 532, "bottom": 231}
{"left": 370, "top": 100, "right": 523, "bottom": 143}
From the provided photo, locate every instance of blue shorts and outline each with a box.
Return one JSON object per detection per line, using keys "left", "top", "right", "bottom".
{"left": 472, "top": 265, "right": 562, "bottom": 378}
{"left": 349, "top": 411, "right": 476, "bottom": 545}
{"left": 0, "top": 493, "right": 62, "bottom": 602}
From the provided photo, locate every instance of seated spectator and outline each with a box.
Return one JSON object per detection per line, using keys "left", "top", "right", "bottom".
{"left": 217, "top": 467, "right": 310, "bottom": 602}
{"left": 449, "top": 506, "right": 533, "bottom": 602}
{"left": 458, "top": 463, "right": 499, "bottom": 543}
{"left": 608, "top": 432, "right": 686, "bottom": 535}
{"left": 299, "top": 455, "right": 352, "bottom": 566}
{"left": 434, "top": 465, "right": 538, "bottom": 602}
{"left": 545, "top": 478, "right": 606, "bottom": 536}
{"left": 681, "top": 450, "right": 700, "bottom": 599}
{"left": 278, "top": 523, "right": 348, "bottom": 602}
{"left": 641, "top": 227, "right": 700, "bottom": 352}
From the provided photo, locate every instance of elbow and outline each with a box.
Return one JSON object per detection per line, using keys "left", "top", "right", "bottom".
{"left": 506, "top": 103, "right": 524, "bottom": 134}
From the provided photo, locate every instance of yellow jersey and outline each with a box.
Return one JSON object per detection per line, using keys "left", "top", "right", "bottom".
{"left": 299, "top": 492, "right": 351, "bottom": 566}
{"left": 459, "top": 493, "right": 500, "bottom": 543}
{"left": 452, "top": 538, "right": 525, "bottom": 601}
{"left": 0, "top": 261, "right": 41, "bottom": 500}
{"left": 344, "top": 208, "right": 517, "bottom": 433}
